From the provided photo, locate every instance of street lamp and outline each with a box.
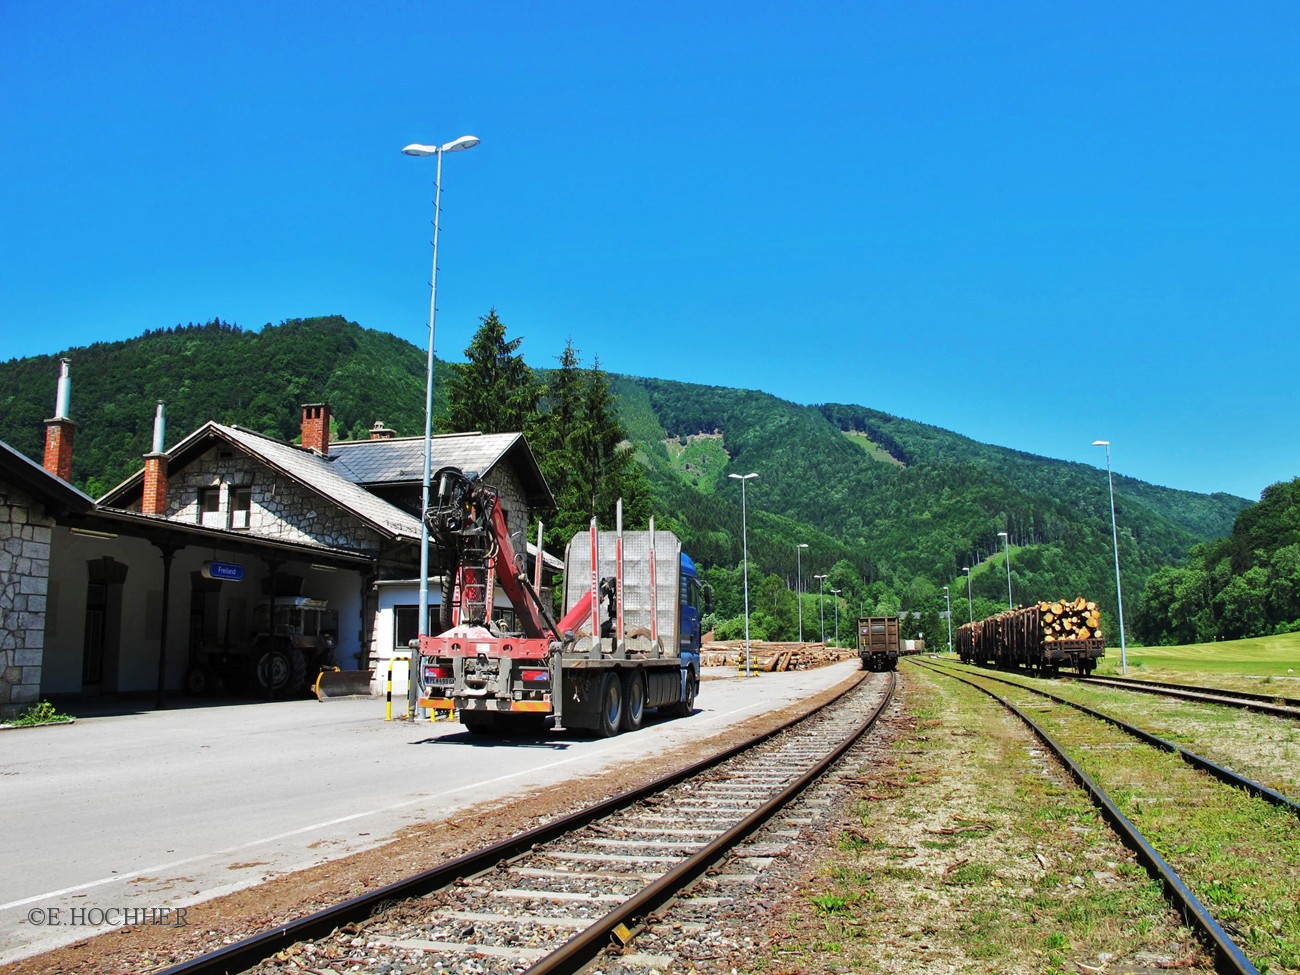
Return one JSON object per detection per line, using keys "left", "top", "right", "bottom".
{"left": 729, "top": 472, "right": 759, "bottom": 677}
{"left": 1093, "top": 440, "right": 1128, "bottom": 675}
{"left": 796, "top": 543, "right": 808, "bottom": 643}
{"left": 814, "top": 574, "right": 828, "bottom": 642}
{"left": 404, "top": 135, "right": 480, "bottom": 657}
{"left": 997, "top": 531, "right": 1012, "bottom": 609}
{"left": 831, "top": 589, "right": 842, "bottom": 646}
{"left": 962, "top": 566, "right": 974, "bottom": 624}
{"left": 943, "top": 585, "right": 952, "bottom": 655}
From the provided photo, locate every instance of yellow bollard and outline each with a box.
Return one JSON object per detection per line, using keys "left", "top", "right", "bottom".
{"left": 385, "top": 658, "right": 393, "bottom": 721}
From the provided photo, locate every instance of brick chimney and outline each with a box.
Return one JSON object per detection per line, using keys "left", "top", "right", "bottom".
{"left": 301, "top": 403, "right": 331, "bottom": 455}
{"left": 142, "top": 402, "right": 168, "bottom": 516}
{"left": 368, "top": 420, "right": 396, "bottom": 440}
{"left": 43, "top": 358, "right": 75, "bottom": 481}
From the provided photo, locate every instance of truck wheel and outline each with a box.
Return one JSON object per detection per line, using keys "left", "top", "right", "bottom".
{"left": 255, "top": 648, "right": 291, "bottom": 699}
{"left": 666, "top": 668, "right": 696, "bottom": 718}
{"left": 596, "top": 671, "right": 623, "bottom": 738}
{"left": 621, "top": 670, "right": 646, "bottom": 732}
{"left": 460, "top": 712, "right": 499, "bottom": 735}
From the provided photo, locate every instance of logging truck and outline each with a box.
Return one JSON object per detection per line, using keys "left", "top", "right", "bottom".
{"left": 416, "top": 467, "right": 706, "bottom": 737}
{"left": 956, "top": 598, "right": 1105, "bottom": 675}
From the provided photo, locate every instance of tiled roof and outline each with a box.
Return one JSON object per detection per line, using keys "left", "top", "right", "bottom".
{"left": 216, "top": 424, "right": 422, "bottom": 539}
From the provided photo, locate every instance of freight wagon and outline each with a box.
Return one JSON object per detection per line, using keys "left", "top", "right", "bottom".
{"left": 858, "top": 616, "right": 901, "bottom": 672}
{"left": 956, "top": 600, "right": 1105, "bottom": 676}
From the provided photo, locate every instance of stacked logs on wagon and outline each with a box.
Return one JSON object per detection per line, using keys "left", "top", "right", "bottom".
{"left": 1037, "top": 597, "right": 1103, "bottom": 643}
{"left": 957, "top": 598, "right": 1106, "bottom": 675}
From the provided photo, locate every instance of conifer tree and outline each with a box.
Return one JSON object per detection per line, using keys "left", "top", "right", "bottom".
{"left": 441, "top": 308, "right": 540, "bottom": 435}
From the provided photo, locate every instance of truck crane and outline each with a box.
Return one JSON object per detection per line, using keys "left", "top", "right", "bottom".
{"left": 416, "top": 467, "right": 706, "bottom": 737}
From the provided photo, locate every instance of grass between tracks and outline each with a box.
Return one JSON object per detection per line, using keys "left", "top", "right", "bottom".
{"left": 987, "top": 678, "right": 1300, "bottom": 973}
{"left": 762, "top": 667, "right": 1212, "bottom": 975}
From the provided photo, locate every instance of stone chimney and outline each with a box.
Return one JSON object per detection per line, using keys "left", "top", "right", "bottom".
{"left": 142, "top": 402, "right": 168, "bottom": 516}
{"left": 43, "top": 358, "right": 75, "bottom": 482}
{"left": 368, "top": 420, "right": 396, "bottom": 440}
{"left": 301, "top": 403, "right": 331, "bottom": 455}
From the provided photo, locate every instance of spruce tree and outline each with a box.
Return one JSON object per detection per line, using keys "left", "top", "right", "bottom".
{"left": 441, "top": 309, "right": 540, "bottom": 435}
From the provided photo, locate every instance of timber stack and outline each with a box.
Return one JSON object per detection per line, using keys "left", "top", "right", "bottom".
{"left": 1037, "top": 598, "right": 1103, "bottom": 642}
{"left": 701, "top": 641, "right": 854, "bottom": 671}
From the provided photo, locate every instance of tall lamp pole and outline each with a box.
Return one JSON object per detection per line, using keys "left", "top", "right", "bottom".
{"left": 962, "top": 566, "right": 974, "bottom": 623}
{"left": 997, "top": 531, "right": 1012, "bottom": 609}
{"left": 814, "top": 574, "right": 828, "bottom": 642}
{"left": 831, "top": 589, "right": 842, "bottom": 647}
{"left": 1093, "top": 440, "right": 1128, "bottom": 675}
{"left": 796, "top": 543, "right": 808, "bottom": 643}
{"left": 729, "top": 472, "right": 759, "bottom": 677}
{"left": 403, "top": 135, "right": 480, "bottom": 665}
{"left": 943, "top": 585, "right": 952, "bottom": 655}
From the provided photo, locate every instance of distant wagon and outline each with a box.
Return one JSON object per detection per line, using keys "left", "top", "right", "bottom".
{"left": 858, "top": 616, "right": 901, "bottom": 672}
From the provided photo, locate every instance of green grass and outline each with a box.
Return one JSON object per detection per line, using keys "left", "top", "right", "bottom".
{"left": 662, "top": 433, "right": 730, "bottom": 491}
{"left": 1095, "top": 631, "right": 1300, "bottom": 679}
{"left": 841, "top": 430, "right": 905, "bottom": 467}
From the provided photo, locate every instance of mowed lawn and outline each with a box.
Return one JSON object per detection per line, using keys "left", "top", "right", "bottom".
{"left": 1095, "top": 631, "right": 1300, "bottom": 691}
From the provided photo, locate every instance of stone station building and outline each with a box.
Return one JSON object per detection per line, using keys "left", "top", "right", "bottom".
{"left": 0, "top": 368, "right": 553, "bottom": 715}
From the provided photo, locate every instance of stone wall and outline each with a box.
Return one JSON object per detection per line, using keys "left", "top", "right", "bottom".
{"left": 127, "top": 446, "right": 384, "bottom": 552}
{"left": 0, "top": 480, "right": 52, "bottom": 718}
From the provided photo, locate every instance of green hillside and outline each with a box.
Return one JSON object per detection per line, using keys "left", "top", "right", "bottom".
{"left": 0, "top": 316, "right": 1253, "bottom": 646}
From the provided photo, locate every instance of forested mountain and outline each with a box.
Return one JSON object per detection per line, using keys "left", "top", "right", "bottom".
{"left": 0, "top": 316, "right": 1254, "bottom": 646}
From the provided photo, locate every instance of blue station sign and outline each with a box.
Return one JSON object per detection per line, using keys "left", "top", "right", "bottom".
{"left": 201, "top": 560, "right": 245, "bottom": 582}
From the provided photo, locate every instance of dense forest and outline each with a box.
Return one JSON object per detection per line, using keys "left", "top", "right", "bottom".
{"left": 0, "top": 315, "right": 1262, "bottom": 650}
{"left": 1134, "top": 478, "right": 1300, "bottom": 644}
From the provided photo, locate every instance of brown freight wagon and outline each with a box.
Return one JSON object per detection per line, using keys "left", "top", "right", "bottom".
{"left": 858, "top": 616, "right": 901, "bottom": 672}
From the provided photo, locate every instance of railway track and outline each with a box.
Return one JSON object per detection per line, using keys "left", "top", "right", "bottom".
{"left": 1078, "top": 673, "right": 1300, "bottom": 718}
{"left": 912, "top": 659, "right": 1300, "bottom": 974}
{"left": 155, "top": 671, "right": 896, "bottom": 975}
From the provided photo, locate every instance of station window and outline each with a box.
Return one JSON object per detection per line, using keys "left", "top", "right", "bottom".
{"left": 394, "top": 605, "right": 419, "bottom": 649}
{"left": 229, "top": 486, "right": 252, "bottom": 529}
{"left": 198, "top": 487, "right": 222, "bottom": 528}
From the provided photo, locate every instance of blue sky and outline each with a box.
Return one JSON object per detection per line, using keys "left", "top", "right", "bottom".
{"left": 2, "top": 1, "right": 1297, "bottom": 502}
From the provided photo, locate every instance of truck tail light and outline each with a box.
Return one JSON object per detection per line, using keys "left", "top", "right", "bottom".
{"left": 424, "top": 665, "right": 452, "bottom": 680}
{"left": 520, "top": 669, "right": 548, "bottom": 683}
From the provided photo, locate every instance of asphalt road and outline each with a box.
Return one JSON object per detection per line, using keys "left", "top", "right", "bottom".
{"left": 0, "top": 659, "right": 859, "bottom": 963}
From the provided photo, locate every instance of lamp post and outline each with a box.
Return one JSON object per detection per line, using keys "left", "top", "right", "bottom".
{"left": 403, "top": 135, "right": 480, "bottom": 661}
{"left": 796, "top": 543, "right": 808, "bottom": 643}
{"left": 1093, "top": 440, "right": 1128, "bottom": 675}
{"left": 814, "top": 574, "right": 828, "bottom": 642}
{"left": 729, "top": 472, "right": 759, "bottom": 677}
{"left": 997, "top": 531, "right": 1012, "bottom": 609}
{"left": 943, "top": 585, "right": 952, "bottom": 655}
{"left": 962, "top": 566, "right": 974, "bottom": 623}
{"left": 831, "top": 589, "right": 842, "bottom": 647}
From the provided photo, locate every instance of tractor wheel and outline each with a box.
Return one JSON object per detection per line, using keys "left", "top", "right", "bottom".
{"left": 620, "top": 670, "right": 646, "bottom": 733}
{"left": 596, "top": 671, "right": 624, "bottom": 738}
{"left": 255, "top": 648, "right": 292, "bottom": 699}
{"left": 289, "top": 648, "right": 308, "bottom": 695}
{"left": 185, "top": 667, "right": 211, "bottom": 696}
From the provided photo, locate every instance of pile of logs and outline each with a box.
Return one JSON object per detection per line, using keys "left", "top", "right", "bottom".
{"left": 1037, "top": 598, "right": 1103, "bottom": 642}
{"left": 701, "top": 640, "right": 855, "bottom": 672}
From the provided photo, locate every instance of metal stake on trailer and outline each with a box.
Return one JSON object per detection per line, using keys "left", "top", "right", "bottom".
{"left": 589, "top": 519, "right": 600, "bottom": 657}
{"left": 648, "top": 516, "right": 658, "bottom": 649}
{"left": 616, "top": 500, "right": 625, "bottom": 652}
